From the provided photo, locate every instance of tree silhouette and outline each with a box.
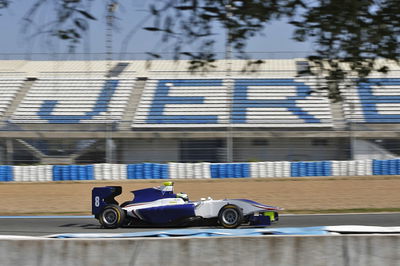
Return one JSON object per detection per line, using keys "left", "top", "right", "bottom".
{"left": 3, "top": 0, "right": 400, "bottom": 100}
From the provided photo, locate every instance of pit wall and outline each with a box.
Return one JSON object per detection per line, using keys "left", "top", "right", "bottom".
{"left": 1, "top": 235, "right": 400, "bottom": 266}
{"left": 0, "top": 159, "right": 399, "bottom": 182}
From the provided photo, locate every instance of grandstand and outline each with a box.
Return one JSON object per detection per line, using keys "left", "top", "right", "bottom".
{"left": 0, "top": 58, "right": 400, "bottom": 165}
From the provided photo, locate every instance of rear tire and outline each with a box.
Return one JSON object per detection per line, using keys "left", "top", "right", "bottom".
{"left": 218, "top": 204, "right": 243, "bottom": 229}
{"left": 99, "top": 204, "right": 126, "bottom": 229}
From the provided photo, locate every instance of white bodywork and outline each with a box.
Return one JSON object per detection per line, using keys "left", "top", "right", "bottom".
{"left": 194, "top": 198, "right": 276, "bottom": 218}
{"left": 123, "top": 197, "right": 275, "bottom": 220}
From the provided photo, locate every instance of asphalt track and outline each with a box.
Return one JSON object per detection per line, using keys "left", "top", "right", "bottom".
{"left": 0, "top": 213, "right": 399, "bottom": 236}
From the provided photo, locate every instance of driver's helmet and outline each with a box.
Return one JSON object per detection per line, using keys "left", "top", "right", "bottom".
{"left": 158, "top": 181, "right": 174, "bottom": 192}
{"left": 176, "top": 192, "right": 189, "bottom": 202}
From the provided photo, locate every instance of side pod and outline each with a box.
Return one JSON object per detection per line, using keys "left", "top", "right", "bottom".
{"left": 92, "top": 186, "right": 122, "bottom": 218}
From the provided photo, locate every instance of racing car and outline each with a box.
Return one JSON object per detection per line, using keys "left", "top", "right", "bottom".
{"left": 92, "top": 182, "right": 282, "bottom": 229}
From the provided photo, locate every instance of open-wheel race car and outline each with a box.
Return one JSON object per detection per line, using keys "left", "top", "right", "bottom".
{"left": 92, "top": 182, "right": 282, "bottom": 229}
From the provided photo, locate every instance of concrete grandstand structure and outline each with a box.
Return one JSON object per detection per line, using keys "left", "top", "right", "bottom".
{"left": 0, "top": 58, "right": 400, "bottom": 165}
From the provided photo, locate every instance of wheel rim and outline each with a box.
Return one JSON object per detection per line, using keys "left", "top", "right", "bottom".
{"left": 102, "top": 209, "right": 118, "bottom": 225}
{"left": 222, "top": 209, "right": 238, "bottom": 225}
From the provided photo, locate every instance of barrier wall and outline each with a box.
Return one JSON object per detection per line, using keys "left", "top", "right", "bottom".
{"left": 0, "top": 158, "right": 399, "bottom": 182}
{"left": 0, "top": 165, "right": 13, "bottom": 181}
{"left": 1, "top": 235, "right": 399, "bottom": 266}
{"left": 53, "top": 165, "right": 94, "bottom": 181}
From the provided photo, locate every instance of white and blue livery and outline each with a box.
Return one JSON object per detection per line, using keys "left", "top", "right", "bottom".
{"left": 92, "top": 182, "right": 282, "bottom": 229}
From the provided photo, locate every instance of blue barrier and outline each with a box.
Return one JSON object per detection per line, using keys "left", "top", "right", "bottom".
{"left": 210, "top": 164, "right": 219, "bottom": 178}
{"left": 323, "top": 161, "right": 331, "bottom": 176}
{"left": 373, "top": 159, "right": 400, "bottom": 175}
{"left": 71, "top": 165, "right": 78, "bottom": 180}
{"left": 53, "top": 166, "right": 61, "bottom": 181}
{"left": 315, "top": 162, "right": 323, "bottom": 176}
{"left": 219, "top": 164, "right": 227, "bottom": 178}
{"left": 8, "top": 166, "right": 13, "bottom": 181}
{"left": 227, "top": 164, "right": 235, "bottom": 178}
{"left": 291, "top": 161, "right": 332, "bottom": 177}
{"left": 389, "top": 160, "right": 397, "bottom": 175}
{"left": 127, "top": 163, "right": 169, "bottom": 179}
{"left": 382, "top": 160, "right": 389, "bottom": 175}
{"left": 0, "top": 165, "right": 13, "bottom": 181}
{"left": 211, "top": 163, "right": 250, "bottom": 178}
{"left": 161, "top": 164, "right": 169, "bottom": 179}
{"left": 86, "top": 165, "right": 94, "bottom": 180}
{"left": 144, "top": 163, "right": 151, "bottom": 179}
{"left": 234, "top": 164, "right": 241, "bottom": 178}
{"left": 307, "top": 162, "right": 316, "bottom": 176}
{"left": 52, "top": 165, "right": 94, "bottom": 181}
{"left": 1, "top": 158, "right": 400, "bottom": 183}
{"left": 136, "top": 164, "right": 144, "bottom": 179}
{"left": 79, "top": 166, "right": 87, "bottom": 180}
{"left": 398, "top": 159, "right": 400, "bottom": 174}
{"left": 127, "top": 164, "right": 135, "bottom": 179}
{"left": 241, "top": 164, "right": 250, "bottom": 178}
{"left": 299, "top": 162, "right": 306, "bottom": 176}
{"left": 372, "top": 160, "right": 380, "bottom": 175}
{"left": 62, "top": 166, "right": 71, "bottom": 180}
{"left": 291, "top": 162, "right": 299, "bottom": 177}
{"left": 152, "top": 164, "right": 161, "bottom": 179}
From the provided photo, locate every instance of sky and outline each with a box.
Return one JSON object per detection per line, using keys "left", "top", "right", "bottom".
{"left": 0, "top": 1, "right": 314, "bottom": 60}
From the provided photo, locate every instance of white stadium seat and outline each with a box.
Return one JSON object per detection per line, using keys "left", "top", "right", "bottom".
{"left": 11, "top": 78, "right": 135, "bottom": 124}
{"left": 0, "top": 78, "right": 25, "bottom": 118}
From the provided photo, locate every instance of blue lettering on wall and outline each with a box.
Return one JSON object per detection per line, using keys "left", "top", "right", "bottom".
{"left": 358, "top": 78, "right": 400, "bottom": 123}
{"left": 232, "top": 79, "right": 321, "bottom": 123}
{"left": 38, "top": 80, "right": 119, "bottom": 123}
{"left": 147, "top": 79, "right": 223, "bottom": 124}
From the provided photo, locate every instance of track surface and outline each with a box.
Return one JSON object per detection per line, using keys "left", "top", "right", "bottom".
{"left": 1, "top": 213, "right": 399, "bottom": 236}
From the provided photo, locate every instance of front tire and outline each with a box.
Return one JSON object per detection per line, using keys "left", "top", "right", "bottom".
{"left": 218, "top": 204, "right": 243, "bottom": 229}
{"left": 99, "top": 204, "right": 126, "bottom": 229}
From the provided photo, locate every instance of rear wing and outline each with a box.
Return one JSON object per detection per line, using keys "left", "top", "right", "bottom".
{"left": 92, "top": 186, "right": 122, "bottom": 217}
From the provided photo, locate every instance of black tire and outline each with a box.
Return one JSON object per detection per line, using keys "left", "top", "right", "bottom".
{"left": 218, "top": 204, "right": 243, "bottom": 229}
{"left": 99, "top": 204, "right": 126, "bottom": 229}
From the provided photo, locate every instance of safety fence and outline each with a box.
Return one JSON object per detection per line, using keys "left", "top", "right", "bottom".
{"left": 0, "top": 159, "right": 399, "bottom": 182}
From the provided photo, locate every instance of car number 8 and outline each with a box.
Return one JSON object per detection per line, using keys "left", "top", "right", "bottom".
{"left": 94, "top": 196, "right": 100, "bottom": 207}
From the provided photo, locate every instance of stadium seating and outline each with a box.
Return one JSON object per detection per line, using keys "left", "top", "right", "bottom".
{"left": 134, "top": 79, "right": 228, "bottom": 126}
{"left": 11, "top": 78, "right": 134, "bottom": 123}
{"left": 232, "top": 79, "right": 332, "bottom": 126}
{"left": 343, "top": 78, "right": 400, "bottom": 123}
{"left": 0, "top": 78, "right": 25, "bottom": 119}
{"left": 133, "top": 78, "right": 333, "bottom": 127}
